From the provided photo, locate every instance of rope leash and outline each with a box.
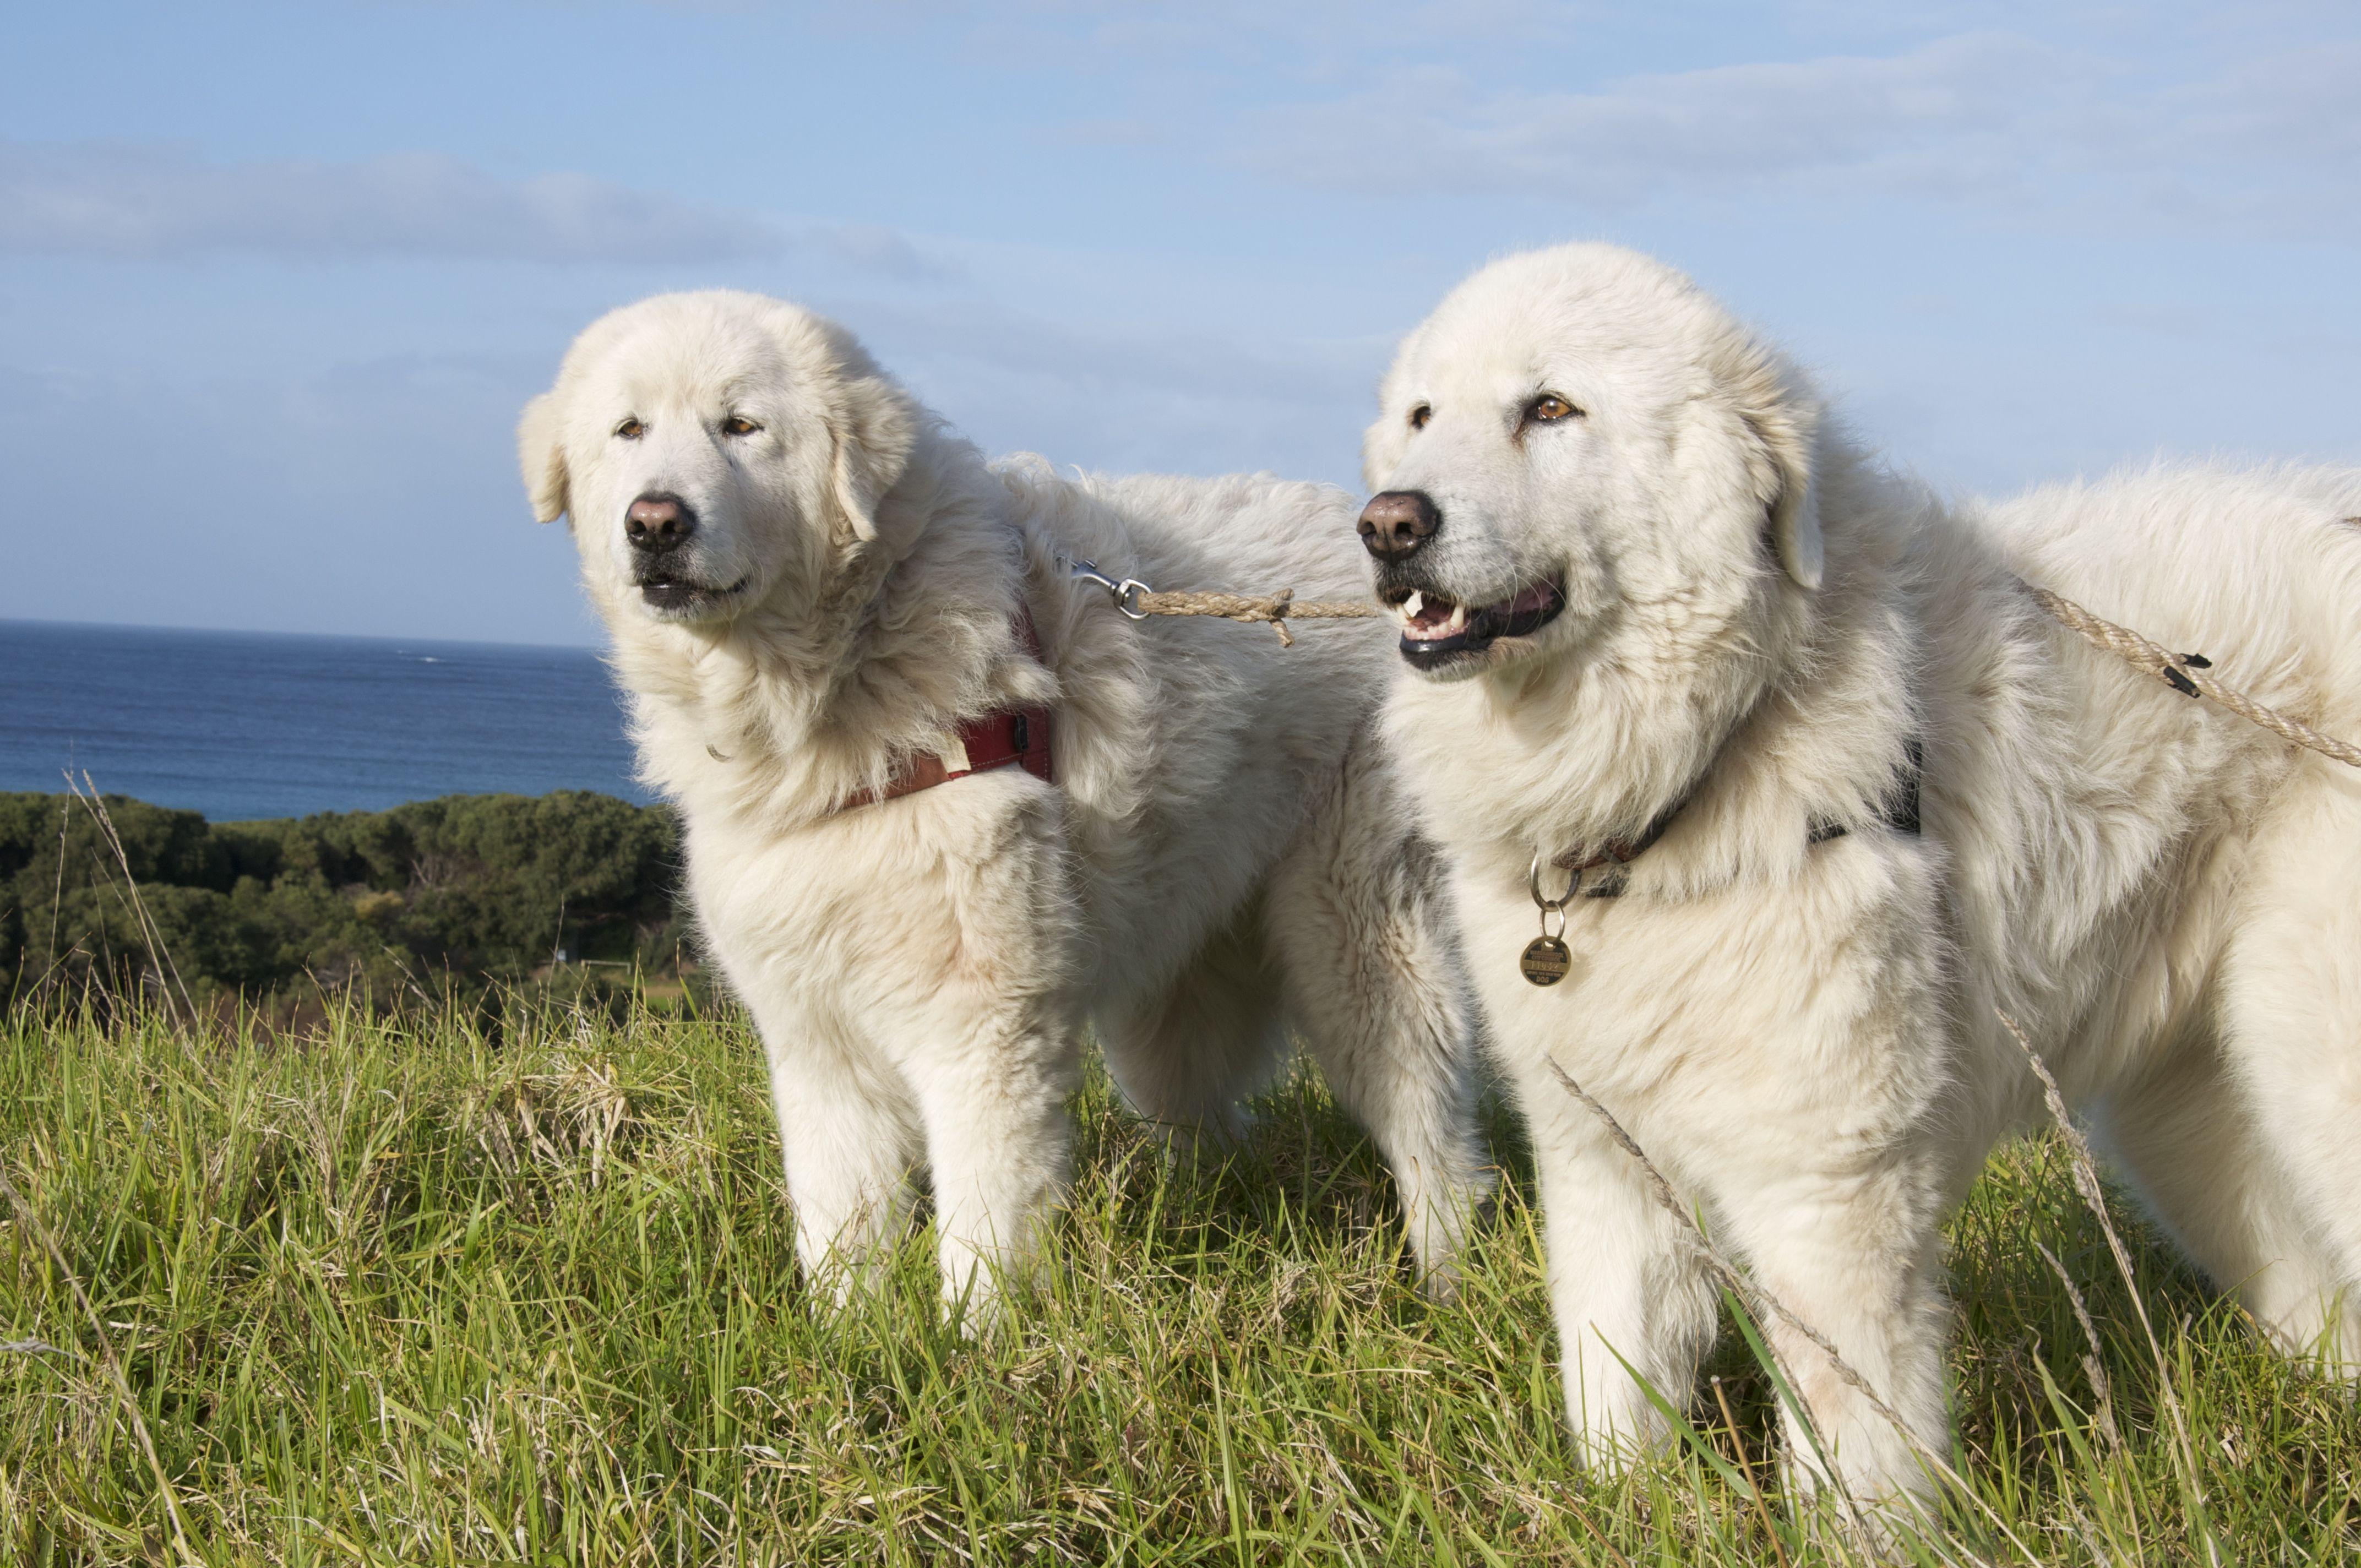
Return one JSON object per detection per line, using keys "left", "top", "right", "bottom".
{"left": 1130, "top": 589, "right": 1380, "bottom": 648}
{"left": 1065, "top": 558, "right": 1378, "bottom": 647}
{"left": 2023, "top": 582, "right": 2361, "bottom": 770}
{"left": 1064, "top": 556, "right": 2361, "bottom": 769}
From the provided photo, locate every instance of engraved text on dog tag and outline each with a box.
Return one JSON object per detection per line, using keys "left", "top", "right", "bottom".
{"left": 1520, "top": 935, "right": 1573, "bottom": 986}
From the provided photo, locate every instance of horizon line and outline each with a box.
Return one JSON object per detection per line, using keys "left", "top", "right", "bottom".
{"left": 0, "top": 612, "right": 608, "bottom": 657}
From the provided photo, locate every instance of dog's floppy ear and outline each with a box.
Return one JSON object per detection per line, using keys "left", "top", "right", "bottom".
{"left": 829, "top": 372, "right": 919, "bottom": 545}
{"left": 1732, "top": 360, "right": 1824, "bottom": 591}
{"left": 516, "top": 392, "right": 570, "bottom": 525}
{"left": 1760, "top": 411, "right": 1824, "bottom": 591}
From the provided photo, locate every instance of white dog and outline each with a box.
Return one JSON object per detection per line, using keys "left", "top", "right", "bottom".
{"left": 516, "top": 291, "right": 1489, "bottom": 1311}
{"left": 1356, "top": 242, "right": 2361, "bottom": 1509}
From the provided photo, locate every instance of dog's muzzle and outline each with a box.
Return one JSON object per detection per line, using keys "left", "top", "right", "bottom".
{"left": 625, "top": 492, "right": 746, "bottom": 614}
{"left": 1359, "top": 488, "right": 1566, "bottom": 668}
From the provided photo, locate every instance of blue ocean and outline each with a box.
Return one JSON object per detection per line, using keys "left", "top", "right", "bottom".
{"left": 0, "top": 619, "right": 650, "bottom": 823}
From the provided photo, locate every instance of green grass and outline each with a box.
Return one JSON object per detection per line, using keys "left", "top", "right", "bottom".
{"left": 1, "top": 999, "right": 2354, "bottom": 1565}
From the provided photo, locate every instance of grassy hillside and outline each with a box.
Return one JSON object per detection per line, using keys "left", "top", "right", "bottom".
{"left": 3, "top": 998, "right": 2355, "bottom": 1564}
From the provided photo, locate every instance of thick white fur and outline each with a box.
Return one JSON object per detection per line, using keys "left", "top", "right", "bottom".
{"left": 1363, "top": 243, "right": 2361, "bottom": 1510}
{"left": 518, "top": 291, "right": 1489, "bottom": 1313}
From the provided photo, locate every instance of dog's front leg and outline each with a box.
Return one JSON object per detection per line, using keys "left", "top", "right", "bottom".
{"left": 907, "top": 1008, "right": 1079, "bottom": 1321}
{"left": 1718, "top": 1164, "right": 1954, "bottom": 1525}
{"left": 739, "top": 995, "right": 925, "bottom": 1308}
{"left": 1521, "top": 1078, "right": 1720, "bottom": 1467}
{"left": 895, "top": 809, "right": 1086, "bottom": 1323}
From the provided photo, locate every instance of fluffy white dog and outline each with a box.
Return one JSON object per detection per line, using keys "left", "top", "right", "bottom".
{"left": 1355, "top": 242, "right": 2361, "bottom": 1509}
{"left": 517, "top": 291, "right": 1489, "bottom": 1311}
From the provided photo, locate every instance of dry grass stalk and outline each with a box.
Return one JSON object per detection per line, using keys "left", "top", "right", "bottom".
{"left": 468, "top": 1058, "right": 635, "bottom": 1182}
{"left": 64, "top": 770, "right": 200, "bottom": 1029}
{"left": 2032, "top": 1239, "right": 2121, "bottom": 1453}
{"left": 1994, "top": 1009, "right": 2220, "bottom": 1567}
{"left": 45, "top": 795, "right": 69, "bottom": 988}
{"left": 1711, "top": 1374, "right": 1793, "bottom": 1568}
{"left": 0, "top": 1159, "right": 201, "bottom": 1565}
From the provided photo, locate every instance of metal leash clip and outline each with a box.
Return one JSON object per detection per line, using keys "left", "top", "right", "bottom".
{"left": 1065, "top": 557, "right": 1153, "bottom": 620}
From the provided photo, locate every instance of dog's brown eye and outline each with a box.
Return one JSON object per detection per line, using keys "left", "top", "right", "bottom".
{"left": 1408, "top": 404, "right": 1432, "bottom": 431}
{"left": 721, "top": 414, "right": 762, "bottom": 437}
{"left": 1526, "top": 394, "right": 1580, "bottom": 424}
{"left": 614, "top": 417, "right": 646, "bottom": 440}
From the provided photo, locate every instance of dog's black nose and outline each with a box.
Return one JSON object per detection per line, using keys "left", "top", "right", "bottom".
{"left": 1358, "top": 490, "right": 1440, "bottom": 562}
{"left": 625, "top": 493, "right": 697, "bottom": 551}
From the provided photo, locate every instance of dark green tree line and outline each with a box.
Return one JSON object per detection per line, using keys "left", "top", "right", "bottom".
{"left": 0, "top": 790, "right": 692, "bottom": 1012}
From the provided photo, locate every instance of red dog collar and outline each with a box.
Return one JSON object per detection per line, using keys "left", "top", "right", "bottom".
{"left": 839, "top": 606, "right": 1054, "bottom": 811}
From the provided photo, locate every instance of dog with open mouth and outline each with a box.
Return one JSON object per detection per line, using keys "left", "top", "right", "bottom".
{"left": 1357, "top": 242, "right": 2361, "bottom": 1522}
{"left": 1361, "top": 469, "right": 1570, "bottom": 674}
{"left": 518, "top": 290, "right": 1493, "bottom": 1316}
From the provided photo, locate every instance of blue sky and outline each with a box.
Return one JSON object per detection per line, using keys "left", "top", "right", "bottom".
{"left": 4, "top": 2, "right": 2356, "bottom": 646}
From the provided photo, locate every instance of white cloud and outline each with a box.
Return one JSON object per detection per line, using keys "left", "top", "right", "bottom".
{"left": 1243, "top": 31, "right": 2361, "bottom": 242}
{"left": 846, "top": 0, "right": 1594, "bottom": 59}
{"left": 0, "top": 140, "right": 958, "bottom": 273}
{"left": 848, "top": 295, "right": 1373, "bottom": 405}
{"left": 788, "top": 292, "right": 1386, "bottom": 487}
{"left": 805, "top": 222, "right": 953, "bottom": 281}
{"left": 1247, "top": 34, "right": 2065, "bottom": 206}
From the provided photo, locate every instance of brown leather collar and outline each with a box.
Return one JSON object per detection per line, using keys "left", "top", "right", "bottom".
{"left": 837, "top": 605, "right": 1056, "bottom": 812}
{"left": 1553, "top": 738, "right": 1921, "bottom": 899}
{"left": 1554, "top": 812, "right": 1677, "bottom": 876}
{"left": 1548, "top": 797, "right": 1688, "bottom": 899}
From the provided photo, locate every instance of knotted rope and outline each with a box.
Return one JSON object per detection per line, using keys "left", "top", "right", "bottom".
{"left": 1064, "top": 558, "right": 1378, "bottom": 647}
{"left": 1073, "top": 554, "right": 2361, "bottom": 769}
{"left": 1128, "top": 587, "right": 1378, "bottom": 647}
{"left": 2024, "top": 582, "right": 2361, "bottom": 770}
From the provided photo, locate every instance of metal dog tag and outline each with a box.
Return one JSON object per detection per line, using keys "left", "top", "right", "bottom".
{"left": 1524, "top": 850, "right": 1579, "bottom": 986}
{"left": 1520, "top": 935, "right": 1573, "bottom": 987}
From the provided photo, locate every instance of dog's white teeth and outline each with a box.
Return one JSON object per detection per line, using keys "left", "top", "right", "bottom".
{"left": 1446, "top": 604, "right": 1468, "bottom": 632}
{"left": 1403, "top": 591, "right": 1424, "bottom": 619}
